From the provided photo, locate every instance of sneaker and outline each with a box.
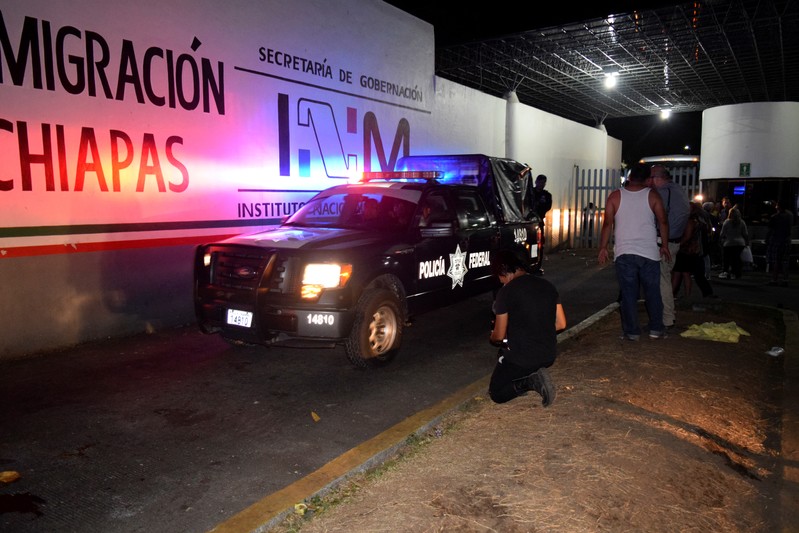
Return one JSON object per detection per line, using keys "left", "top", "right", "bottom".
{"left": 619, "top": 333, "right": 640, "bottom": 341}
{"left": 649, "top": 330, "right": 668, "bottom": 339}
{"left": 729, "top": 274, "right": 737, "bottom": 280}
{"left": 527, "top": 368, "right": 556, "bottom": 408}
{"left": 718, "top": 272, "right": 729, "bottom": 279}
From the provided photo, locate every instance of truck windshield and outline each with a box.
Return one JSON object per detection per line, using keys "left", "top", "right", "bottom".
{"left": 284, "top": 192, "right": 419, "bottom": 231}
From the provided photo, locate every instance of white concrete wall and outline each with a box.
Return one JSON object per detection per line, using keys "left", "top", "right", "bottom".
{"left": 507, "top": 96, "right": 622, "bottom": 248}
{"left": 512, "top": 104, "right": 620, "bottom": 207}
{"left": 1, "top": 0, "right": 436, "bottom": 240}
{"left": 423, "top": 77, "right": 507, "bottom": 156}
{"left": 0, "top": 0, "right": 620, "bottom": 358}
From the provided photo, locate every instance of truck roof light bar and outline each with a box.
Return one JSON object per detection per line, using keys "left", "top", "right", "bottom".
{"left": 361, "top": 171, "right": 441, "bottom": 182}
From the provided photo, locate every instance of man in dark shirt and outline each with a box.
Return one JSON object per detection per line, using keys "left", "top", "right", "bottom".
{"left": 532, "top": 174, "right": 553, "bottom": 222}
{"left": 531, "top": 174, "right": 553, "bottom": 274}
{"left": 648, "top": 165, "right": 689, "bottom": 328}
{"left": 488, "top": 249, "right": 566, "bottom": 407}
{"left": 766, "top": 198, "right": 794, "bottom": 286}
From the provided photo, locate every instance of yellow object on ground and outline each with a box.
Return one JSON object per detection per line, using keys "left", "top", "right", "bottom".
{"left": 0, "top": 471, "right": 20, "bottom": 483}
{"left": 680, "top": 322, "right": 750, "bottom": 343}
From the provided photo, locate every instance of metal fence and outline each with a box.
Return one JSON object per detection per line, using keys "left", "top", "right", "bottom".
{"left": 566, "top": 165, "right": 700, "bottom": 250}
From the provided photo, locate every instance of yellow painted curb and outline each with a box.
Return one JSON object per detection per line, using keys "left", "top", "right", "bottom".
{"left": 209, "top": 376, "right": 490, "bottom": 533}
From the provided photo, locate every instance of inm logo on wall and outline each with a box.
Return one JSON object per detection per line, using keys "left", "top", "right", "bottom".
{"left": 277, "top": 94, "right": 410, "bottom": 180}
{"left": 235, "top": 93, "right": 412, "bottom": 221}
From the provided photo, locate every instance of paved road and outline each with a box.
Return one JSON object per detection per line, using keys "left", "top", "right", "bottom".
{"left": 2, "top": 249, "right": 792, "bottom": 533}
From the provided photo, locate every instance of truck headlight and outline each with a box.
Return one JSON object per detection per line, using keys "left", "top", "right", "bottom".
{"left": 301, "top": 263, "right": 352, "bottom": 299}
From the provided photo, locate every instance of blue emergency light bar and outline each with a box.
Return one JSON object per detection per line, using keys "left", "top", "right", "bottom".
{"left": 361, "top": 171, "right": 441, "bottom": 182}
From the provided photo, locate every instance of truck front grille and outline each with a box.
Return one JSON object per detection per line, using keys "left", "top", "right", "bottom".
{"left": 211, "top": 248, "right": 286, "bottom": 292}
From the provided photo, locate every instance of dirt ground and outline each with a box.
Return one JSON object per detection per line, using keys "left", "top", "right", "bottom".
{"left": 273, "top": 301, "right": 789, "bottom": 533}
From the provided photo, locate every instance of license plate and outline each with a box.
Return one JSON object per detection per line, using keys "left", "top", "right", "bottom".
{"left": 226, "top": 309, "right": 253, "bottom": 328}
{"left": 305, "top": 313, "right": 336, "bottom": 326}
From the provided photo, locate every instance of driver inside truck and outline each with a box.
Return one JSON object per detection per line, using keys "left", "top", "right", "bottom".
{"left": 389, "top": 201, "right": 412, "bottom": 228}
{"left": 418, "top": 196, "right": 448, "bottom": 227}
{"left": 362, "top": 198, "right": 379, "bottom": 222}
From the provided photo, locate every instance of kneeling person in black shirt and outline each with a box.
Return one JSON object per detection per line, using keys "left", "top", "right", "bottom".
{"left": 489, "top": 249, "right": 566, "bottom": 407}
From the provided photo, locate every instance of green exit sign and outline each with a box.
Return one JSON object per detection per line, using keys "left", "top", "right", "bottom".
{"left": 739, "top": 163, "right": 751, "bottom": 177}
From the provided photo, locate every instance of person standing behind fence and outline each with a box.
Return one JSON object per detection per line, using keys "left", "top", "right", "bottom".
{"left": 598, "top": 163, "right": 671, "bottom": 341}
{"left": 648, "top": 165, "right": 689, "bottom": 329}
{"left": 583, "top": 202, "right": 597, "bottom": 245}
{"left": 719, "top": 208, "right": 749, "bottom": 280}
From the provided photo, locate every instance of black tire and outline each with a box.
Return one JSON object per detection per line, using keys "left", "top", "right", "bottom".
{"left": 345, "top": 288, "right": 404, "bottom": 368}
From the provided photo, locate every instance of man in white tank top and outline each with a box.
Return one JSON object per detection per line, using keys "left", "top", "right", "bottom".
{"left": 598, "top": 163, "right": 671, "bottom": 340}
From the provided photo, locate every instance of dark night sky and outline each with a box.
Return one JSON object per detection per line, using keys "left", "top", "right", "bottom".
{"left": 386, "top": 1, "right": 702, "bottom": 165}
{"left": 604, "top": 111, "right": 703, "bottom": 165}
{"left": 386, "top": 1, "right": 680, "bottom": 46}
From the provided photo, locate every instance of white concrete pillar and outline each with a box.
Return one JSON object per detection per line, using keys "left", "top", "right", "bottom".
{"left": 701, "top": 102, "right": 799, "bottom": 179}
{"left": 505, "top": 91, "right": 522, "bottom": 160}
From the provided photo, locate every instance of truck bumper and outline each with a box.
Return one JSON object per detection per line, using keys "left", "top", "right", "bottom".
{"left": 196, "top": 299, "right": 355, "bottom": 346}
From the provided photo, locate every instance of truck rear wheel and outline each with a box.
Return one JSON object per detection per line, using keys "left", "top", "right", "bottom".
{"left": 345, "top": 288, "right": 403, "bottom": 367}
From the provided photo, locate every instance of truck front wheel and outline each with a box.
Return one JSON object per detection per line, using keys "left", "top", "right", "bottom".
{"left": 345, "top": 288, "right": 403, "bottom": 367}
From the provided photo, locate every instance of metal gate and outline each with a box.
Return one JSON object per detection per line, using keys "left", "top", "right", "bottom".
{"left": 570, "top": 167, "right": 622, "bottom": 249}
{"left": 568, "top": 165, "right": 699, "bottom": 250}
{"left": 668, "top": 166, "right": 700, "bottom": 199}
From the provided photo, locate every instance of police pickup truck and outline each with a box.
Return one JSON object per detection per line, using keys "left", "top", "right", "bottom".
{"left": 194, "top": 154, "right": 541, "bottom": 367}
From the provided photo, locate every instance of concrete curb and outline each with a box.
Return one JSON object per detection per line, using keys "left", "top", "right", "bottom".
{"left": 210, "top": 376, "right": 491, "bottom": 533}
{"left": 557, "top": 301, "right": 620, "bottom": 343}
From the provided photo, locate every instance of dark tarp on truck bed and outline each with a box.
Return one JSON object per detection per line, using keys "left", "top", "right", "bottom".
{"left": 395, "top": 154, "right": 537, "bottom": 224}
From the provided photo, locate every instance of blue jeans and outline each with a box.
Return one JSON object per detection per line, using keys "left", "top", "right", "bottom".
{"left": 615, "top": 254, "right": 664, "bottom": 336}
